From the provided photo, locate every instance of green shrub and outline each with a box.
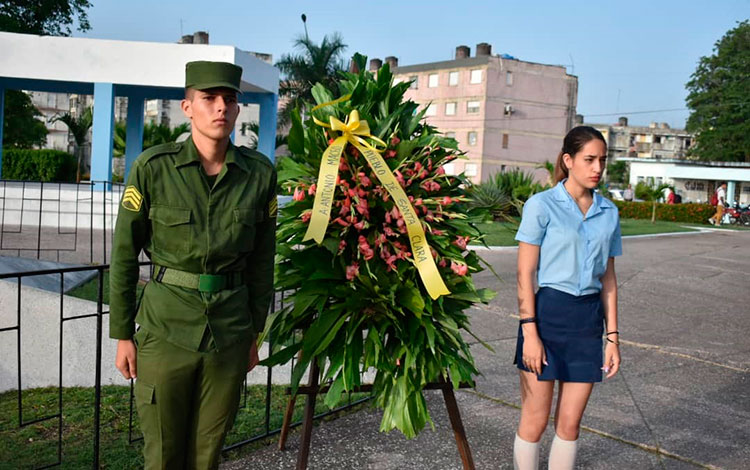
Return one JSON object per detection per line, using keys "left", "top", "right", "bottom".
{"left": 2, "top": 148, "right": 77, "bottom": 182}
{"left": 613, "top": 200, "right": 714, "bottom": 223}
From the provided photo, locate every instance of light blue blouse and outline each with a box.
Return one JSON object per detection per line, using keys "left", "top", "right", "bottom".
{"left": 515, "top": 180, "right": 622, "bottom": 296}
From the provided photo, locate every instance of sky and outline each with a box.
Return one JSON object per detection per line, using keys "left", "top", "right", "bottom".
{"left": 77, "top": 0, "right": 749, "bottom": 129}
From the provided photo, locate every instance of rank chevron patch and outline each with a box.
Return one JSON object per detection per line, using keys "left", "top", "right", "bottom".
{"left": 268, "top": 196, "right": 278, "bottom": 218}
{"left": 121, "top": 186, "right": 143, "bottom": 212}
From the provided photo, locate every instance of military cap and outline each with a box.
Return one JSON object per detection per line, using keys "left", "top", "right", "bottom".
{"left": 185, "top": 61, "right": 243, "bottom": 92}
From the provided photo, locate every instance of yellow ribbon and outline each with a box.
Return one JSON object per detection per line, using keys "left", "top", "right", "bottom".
{"left": 302, "top": 104, "right": 450, "bottom": 300}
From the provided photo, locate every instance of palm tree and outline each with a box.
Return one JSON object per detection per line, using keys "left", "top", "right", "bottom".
{"left": 113, "top": 121, "right": 191, "bottom": 158}
{"left": 636, "top": 181, "right": 673, "bottom": 223}
{"left": 536, "top": 160, "right": 555, "bottom": 187}
{"left": 50, "top": 107, "right": 93, "bottom": 182}
{"left": 244, "top": 122, "right": 288, "bottom": 153}
{"left": 275, "top": 33, "right": 347, "bottom": 125}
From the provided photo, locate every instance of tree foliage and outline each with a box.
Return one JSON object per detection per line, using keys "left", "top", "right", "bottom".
{"left": 276, "top": 33, "right": 348, "bottom": 125}
{"left": 50, "top": 107, "right": 92, "bottom": 181}
{"left": 2, "top": 90, "right": 48, "bottom": 148}
{"left": 0, "top": 0, "right": 92, "bottom": 36}
{"left": 606, "top": 160, "right": 628, "bottom": 184}
{"left": 113, "top": 121, "right": 191, "bottom": 158}
{"left": 685, "top": 20, "right": 750, "bottom": 162}
{"left": 635, "top": 181, "right": 673, "bottom": 223}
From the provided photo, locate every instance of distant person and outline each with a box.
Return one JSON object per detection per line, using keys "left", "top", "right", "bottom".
{"left": 512, "top": 126, "right": 622, "bottom": 470}
{"left": 674, "top": 192, "right": 682, "bottom": 204}
{"left": 623, "top": 183, "right": 633, "bottom": 202}
{"left": 709, "top": 182, "right": 727, "bottom": 225}
{"left": 667, "top": 188, "right": 675, "bottom": 204}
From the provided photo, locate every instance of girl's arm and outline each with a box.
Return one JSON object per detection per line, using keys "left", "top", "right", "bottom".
{"left": 600, "top": 257, "right": 620, "bottom": 378}
{"left": 517, "top": 242, "right": 545, "bottom": 374}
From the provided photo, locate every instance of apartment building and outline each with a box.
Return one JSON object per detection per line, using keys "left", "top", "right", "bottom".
{"left": 380, "top": 43, "right": 578, "bottom": 182}
{"left": 591, "top": 117, "right": 694, "bottom": 161}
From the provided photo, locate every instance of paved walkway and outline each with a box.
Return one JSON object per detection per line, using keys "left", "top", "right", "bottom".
{"left": 224, "top": 229, "right": 750, "bottom": 469}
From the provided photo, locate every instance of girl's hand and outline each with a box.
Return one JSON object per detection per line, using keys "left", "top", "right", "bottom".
{"left": 522, "top": 333, "right": 547, "bottom": 376}
{"left": 603, "top": 341, "right": 621, "bottom": 378}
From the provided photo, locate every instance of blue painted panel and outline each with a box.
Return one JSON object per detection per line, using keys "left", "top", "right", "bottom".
{"left": 0, "top": 77, "right": 93, "bottom": 95}
{"left": 257, "top": 93, "right": 278, "bottom": 163}
{"left": 91, "top": 83, "right": 115, "bottom": 188}
{"left": 114, "top": 84, "right": 185, "bottom": 101}
{"left": 124, "top": 94, "right": 145, "bottom": 181}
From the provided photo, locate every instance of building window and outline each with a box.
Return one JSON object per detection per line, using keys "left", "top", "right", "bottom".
{"left": 409, "top": 76, "right": 418, "bottom": 89}
{"left": 445, "top": 131, "right": 456, "bottom": 139}
{"left": 464, "top": 163, "right": 478, "bottom": 177}
{"left": 445, "top": 102, "right": 457, "bottom": 115}
{"left": 47, "top": 94, "right": 56, "bottom": 108}
{"left": 470, "top": 69, "right": 482, "bottom": 84}
{"left": 467, "top": 100, "right": 480, "bottom": 114}
{"left": 506, "top": 71, "right": 513, "bottom": 86}
{"left": 428, "top": 73, "right": 439, "bottom": 88}
{"left": 654, "top": 135, "right": 662, "bottom": 144}
{"left": 425, "top": 103, "right": 437, "bottom": 116}
{"left": 449, "top": 71, "right": 459, "bottom": 86}
{"left": 502, "top": 133, "right": 509, "bottom": 149}
{"left": 468, "top": 131, "right": 478, "bottom": 146}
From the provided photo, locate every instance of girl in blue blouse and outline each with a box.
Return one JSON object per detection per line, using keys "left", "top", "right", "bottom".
{"left": 512, "top": 126, "right": 622, "bottom": 470}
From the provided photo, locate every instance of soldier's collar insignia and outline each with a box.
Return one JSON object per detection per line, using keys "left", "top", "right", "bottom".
{"left": 122, "top": 186, "right": 144, "bottom": 212}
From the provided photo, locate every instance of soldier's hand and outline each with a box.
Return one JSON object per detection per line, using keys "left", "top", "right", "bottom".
{"left": 247, "top": 340, "right": 260, "bottom": 372}
{"left": 116, "top": 339, "right": 137, "bottom": 380}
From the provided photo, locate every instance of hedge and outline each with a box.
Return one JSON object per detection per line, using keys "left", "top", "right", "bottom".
{"left": 1, "top": 148, "right": 77, "bottom": 182}
{"left": 613, "top": 200, "right": 715, "bottom": 224}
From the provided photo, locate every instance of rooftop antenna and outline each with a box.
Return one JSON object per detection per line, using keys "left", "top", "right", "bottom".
{"left": 301, "top": 14, "right": 309, "bottom": 41}
{"left": 568, "top": 53, "right": 575, "bottom": 75}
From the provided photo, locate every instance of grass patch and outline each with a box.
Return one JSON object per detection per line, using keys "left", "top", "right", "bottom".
{"left": 472, "top": 218, "right": 701, "bottom": 247}
{"left": 1, "top": 385, "right": 367, "bottom": 469}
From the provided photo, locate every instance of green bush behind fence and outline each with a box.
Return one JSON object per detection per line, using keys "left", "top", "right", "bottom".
{"left": 1, "top": 148, "right": 77, "bottom": 182}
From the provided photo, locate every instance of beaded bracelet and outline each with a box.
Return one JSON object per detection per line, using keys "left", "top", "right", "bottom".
{"left": 519, "top": 318, "right": 536, "bottom": 325}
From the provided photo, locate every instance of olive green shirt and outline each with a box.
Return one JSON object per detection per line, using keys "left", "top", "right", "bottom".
{"left": 109, "top": 137, "right": 277, "bottom": 351}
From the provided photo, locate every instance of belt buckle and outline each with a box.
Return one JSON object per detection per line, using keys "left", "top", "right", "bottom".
{"left": 198, "top": 274, "right": 226, "bottom": 293}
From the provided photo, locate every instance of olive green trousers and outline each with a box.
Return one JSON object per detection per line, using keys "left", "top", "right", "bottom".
{"left": 133, "top": 328, "right": 251, "bottom": 470}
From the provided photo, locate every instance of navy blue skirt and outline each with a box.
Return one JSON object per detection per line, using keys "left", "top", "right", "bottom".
{"left": 514, "top": 287, "right": 604, "bottom": 382}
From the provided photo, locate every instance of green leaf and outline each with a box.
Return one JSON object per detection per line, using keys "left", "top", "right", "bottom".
{"left": 287, "top": 107, "right": 305, "bottom": 156}
{"left": 396, "top": 284, "right": 425, "bottom": 317}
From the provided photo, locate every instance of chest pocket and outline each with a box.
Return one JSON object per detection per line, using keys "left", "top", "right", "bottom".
{"left": 149, "top": 205, "right": 192, "bottom": 254}
{"left": 231, "top": 207, "right": 263, "bottom": 253}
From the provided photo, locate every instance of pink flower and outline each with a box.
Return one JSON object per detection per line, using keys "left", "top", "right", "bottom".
{"left": 308, "top": 184, "right": 317, "bottom": 196}
{"left": 339, "top": 159, "right": 349, "bottom": 171}
{"left": 293, "top": 187, "right": 305, "bottom": 201}
{"left": 301, "top": 211, "right": 312, "bottom": 223}
{"left": 453, "top": 236, "right": 469, "bottom": 250}
{"left": 432, "top": 229, "right": 445, "bottom": 236}
{"left": 442, "top": 196, "right": 453, "bottom": 206}
{"left": 451, "top": 261, "right": 468, "bottom": 276}
{"left": 383, "top": 226, "right": 396, "bottom": 237}
{"left": 385, "top": 149, "right": 397, "bottom": 159}
{"left": 414, "top": 198, "right": 423, "bottom": 206}
{"left": 358, "top": 172, "right": 372, "bottom": 187}
{"left": 394, "top": 170, "right": 406, "bottom": 187}
{"left": 346, "top": 262, "right": 360, "bottom": 281}
{"left": 354, "top": 220, "right": 366, "bottom": 231}
{"left": 358, "top": 235, "right": 375, "bottom": 260}
{"left": 356, "top": 198, "right": 369, "bottom": 218}
{"left": 436, "top": 166, "right": 446, "bottom": 175}
{"left": 333, "top": 217, "right": 349, "bottom": 227}
{"left": 338, "top": 240, "right": 347, "bottom": 253}
{"left": 439, "top": 258, "right": 447, "bottom": 268}
{"left": 390, "top": 136, "right": 401, "bottom": 146}
{"left": 390, "top": 206, "right": 401, "bottom": 221}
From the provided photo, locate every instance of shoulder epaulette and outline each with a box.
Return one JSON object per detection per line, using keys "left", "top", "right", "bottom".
{"left": 237, "top": 145, "right": 275, "bottom": 170}
{"left": 138, "top": 142, "right": 183, "bottom": 163}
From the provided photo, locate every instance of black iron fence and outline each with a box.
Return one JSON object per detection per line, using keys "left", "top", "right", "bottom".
{"left": 0, "top": 264, "right": 367, "bottom": 469}
{"left": 0, "top": 180, "right": 126, "bottom": 264}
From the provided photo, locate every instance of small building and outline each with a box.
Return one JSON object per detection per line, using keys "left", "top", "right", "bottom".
{"left": 592, "top": 117, "right": 694, "bottom": 161}
{"left": 379, "top": 43, "right": 578, "bottom": 182}
{"left": 624, "top": 157, "right": 750, "bottom": 205}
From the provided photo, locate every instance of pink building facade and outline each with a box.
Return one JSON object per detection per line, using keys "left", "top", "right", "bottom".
{"left": 381, "top": 44, "right": 578, "bottom": 183}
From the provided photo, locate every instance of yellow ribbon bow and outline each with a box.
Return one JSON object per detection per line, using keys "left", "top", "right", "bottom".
{"left": 302, "top": 101, "right": 450, "bottom": 300}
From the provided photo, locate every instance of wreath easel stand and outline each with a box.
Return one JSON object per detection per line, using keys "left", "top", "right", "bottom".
{"left": 277, "top": 356, "right": 476, "bottom": 470}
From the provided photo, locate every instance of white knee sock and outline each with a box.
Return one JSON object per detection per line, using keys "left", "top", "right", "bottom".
{"left": 514, "top": 433, "right": 540, "bottom": 470}
{"left": 547, "top": 433, "right": 578, "bottom": 470}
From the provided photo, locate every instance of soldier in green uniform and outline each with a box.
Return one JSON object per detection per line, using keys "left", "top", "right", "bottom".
{"left": 109, "top": 61, "right": 277, "bottom": 470}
